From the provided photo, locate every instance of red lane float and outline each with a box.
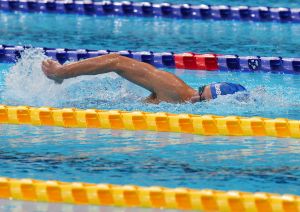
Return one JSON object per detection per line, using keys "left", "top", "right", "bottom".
{"left": 174, "top": 53, "right": 219, "bottom": 70}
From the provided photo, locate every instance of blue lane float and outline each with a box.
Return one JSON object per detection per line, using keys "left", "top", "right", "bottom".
{"left": 0, "top": 45, "right": 176, "bottom": 68}
{"left": 0, "top": 44, "right": 300, "bottom": 74}
{"left": 0, "top": 0, "right": 300, "bottom": 23}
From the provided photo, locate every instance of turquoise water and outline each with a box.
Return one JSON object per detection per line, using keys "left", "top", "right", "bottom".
{"left": 1, "top": 125, "right": 300, "bottom": 195}
{"left": 0, "top": 2, "right": 299, "bottom": 207}
{"left": 0, "top": 12, "right": 300, "bottom": 57}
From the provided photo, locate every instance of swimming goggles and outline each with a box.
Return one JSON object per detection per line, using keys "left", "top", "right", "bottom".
{"left": 198, "top": 85, "right": 206, "bottom": 101}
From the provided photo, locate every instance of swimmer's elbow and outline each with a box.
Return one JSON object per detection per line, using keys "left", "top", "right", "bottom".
{"left": 102, "top": 53, "right": 127, "bottom": 73}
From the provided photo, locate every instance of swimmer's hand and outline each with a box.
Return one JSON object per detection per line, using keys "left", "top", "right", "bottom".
{"left": 42, "top": 59, "right": 64, "bottom": 84}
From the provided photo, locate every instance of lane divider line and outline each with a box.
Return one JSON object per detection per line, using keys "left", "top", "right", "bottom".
{"left": 0, "top": 105, "right": 299, "bottom": 138}
{"left": 1, "top": 44, "right": 300, "bottom": 74}
{"left": 0, "top": 177, "right": 299, "bottom": 211}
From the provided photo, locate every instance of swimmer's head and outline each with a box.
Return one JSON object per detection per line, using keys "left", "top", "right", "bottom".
{"left": 209, "top": 82, "right": 247, "bottom": 99}
{"left": 191, "top": 82, "right": 247, "bottom": 102}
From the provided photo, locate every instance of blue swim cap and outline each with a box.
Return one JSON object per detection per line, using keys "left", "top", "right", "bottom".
{"left": 210, "top": 82, "right": 246, "bottom": 99}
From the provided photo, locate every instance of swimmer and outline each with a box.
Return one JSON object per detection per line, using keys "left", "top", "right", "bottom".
{"left": 42, "top": 54, "right": 246, "bottom": 104}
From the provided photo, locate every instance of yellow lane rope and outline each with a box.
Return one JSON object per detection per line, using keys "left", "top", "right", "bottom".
{"left": 0, "top": 177, "right": 299, "bottom": 211}
{"left": 0, "top": 105, "right": 299, "bottom": 138}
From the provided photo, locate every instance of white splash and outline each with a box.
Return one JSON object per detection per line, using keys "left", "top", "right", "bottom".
{"left": 2, "top": 49, "right": 146, "bottom": 108}
{"left": 2, "top": 48, "right": 65, "bottom": 106}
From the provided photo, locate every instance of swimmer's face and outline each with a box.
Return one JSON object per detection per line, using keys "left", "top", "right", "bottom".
{"left": 190, "top": 85, "right": 212, "bottom": 103}
{"left": 201, "top": 85, "right": 212, "bottom": 101}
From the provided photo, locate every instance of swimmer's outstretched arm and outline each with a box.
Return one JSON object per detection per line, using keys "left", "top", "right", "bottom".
{"left": 42, "top": 54, "right": 196, "bottom": 103}
{"left": 42, "top": 54, "right": 126, "bottom": 81}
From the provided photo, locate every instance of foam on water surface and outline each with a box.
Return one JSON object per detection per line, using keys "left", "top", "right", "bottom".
{"left": 1, "top": 49, "right": 146, "bottom": 107}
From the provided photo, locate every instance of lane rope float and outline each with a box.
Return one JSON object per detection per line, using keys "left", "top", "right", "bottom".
{"left": 0, "top": 177, "right": 299, "bottom": 211}
{"left": 1, "top": 0, "right": 300, "bottom": 24}
{"left": 1, "top": 44, "right": 300, "bottom": 74}
{"left": 0, "top": 105, "right": 299, "bottom": 139}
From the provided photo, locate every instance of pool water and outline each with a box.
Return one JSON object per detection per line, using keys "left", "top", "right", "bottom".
{"left": 1, "top": 12, "right": 300, "bottom": 57}
{"left": 0, "top": 1, "right": 300, "bottom": 209}
{"left": 1, "top": 55, "right": 300, "bottom": 196}
{"left": 1, "top": 125, "right": 300, "bottom": 195}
